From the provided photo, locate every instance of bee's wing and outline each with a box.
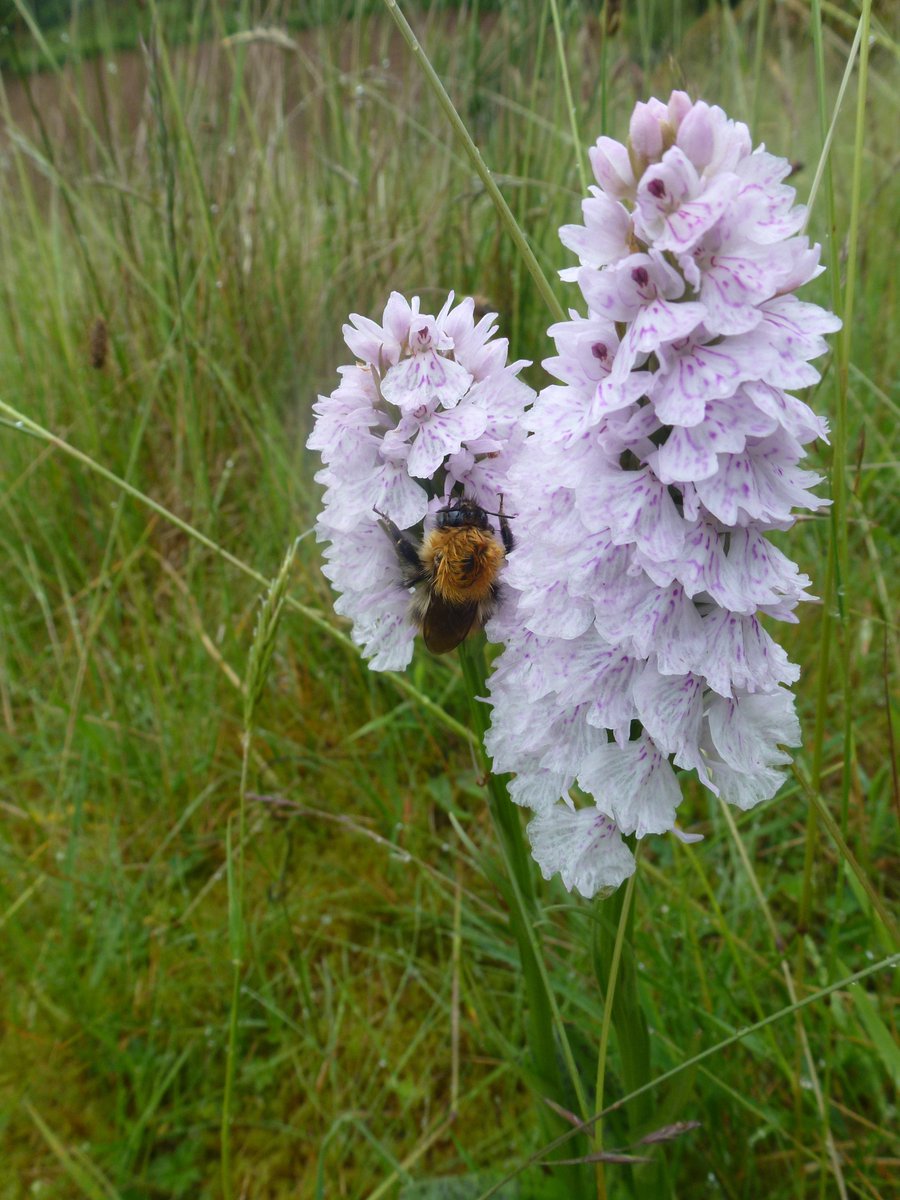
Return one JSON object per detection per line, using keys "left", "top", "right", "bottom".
{"left": 422, "top": 594, "right": 479, "bottom": 654}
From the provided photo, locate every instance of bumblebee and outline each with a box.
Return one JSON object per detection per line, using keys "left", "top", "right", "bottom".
{"left": 376, "top": 497, "right": 514, "bottom": 654}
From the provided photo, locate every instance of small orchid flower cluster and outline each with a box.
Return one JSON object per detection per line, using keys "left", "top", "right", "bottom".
{"left": 308, "top": 292, "right": 533, "bottom": 670}
{"left": 484, "top": 93, "right": 840, "bottom": 897}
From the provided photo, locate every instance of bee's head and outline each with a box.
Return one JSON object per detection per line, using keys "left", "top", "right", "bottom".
{"left": 435, "top": 497, "right": 490, "bottom": 531}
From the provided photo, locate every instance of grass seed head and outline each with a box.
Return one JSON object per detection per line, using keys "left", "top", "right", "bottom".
{"left": 89, "top": 316, "right": 108, "bottom": 369}
{"left": 244, "top": 539, "right": 298, "bottom": 729}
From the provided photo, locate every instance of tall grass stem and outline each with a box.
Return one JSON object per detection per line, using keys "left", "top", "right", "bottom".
{"left": 382, "top": 0, "right": 566, "bottom": 324}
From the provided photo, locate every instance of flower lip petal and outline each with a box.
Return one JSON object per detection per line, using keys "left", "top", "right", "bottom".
{"left": 527, "top": 805, "right": 636, "bottom": 898}
{"left": 381, "top": 350, "right": 473, "bottom": 412}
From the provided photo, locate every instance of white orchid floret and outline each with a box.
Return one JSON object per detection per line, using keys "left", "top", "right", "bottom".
{"left": 484, "top": 92, "right": 840, "bottom": 897}
{"left": 308, "top": 291, "right": 533, "bottom": 670}
{"left": 527, "top": 805, "right": 636, "bottom": 899}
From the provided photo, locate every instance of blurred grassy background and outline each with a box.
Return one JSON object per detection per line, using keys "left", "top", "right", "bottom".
{"left": 0, "top": 1, "right": 897, "bottom": 1197}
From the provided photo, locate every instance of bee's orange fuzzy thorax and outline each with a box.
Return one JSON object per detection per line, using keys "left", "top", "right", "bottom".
{"left": 421, "top": 527, "right": 504, "bottom": 605}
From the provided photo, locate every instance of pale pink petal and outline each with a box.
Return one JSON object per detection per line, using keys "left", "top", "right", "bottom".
{"left": 559, "top": 190, "right": 632, "bottom": 268}
{"left": 579, "top": 736, "right": 682, "bottom": 837}
{"left": 578, "top": 467, "right": 687, "bottom": 562}
{"left": 589, "top": 136, "right": 636, "bottom": 199}
{"left": 381, "top": 350, "right": 473, "bottom": 411}
{"left": 527, "top": 805, "right": 636, "bottom": 898}
{"left": 406, "top": 402, "right": 488, "bottom": 478}
{"left": 701, "top": 610, "right": 800, "bottom": 696}
{"left": 706, "top": 688, "right": 799, "bottom": 772}
{"left": 633, "top": 665, "right": 705, "bottom": 762}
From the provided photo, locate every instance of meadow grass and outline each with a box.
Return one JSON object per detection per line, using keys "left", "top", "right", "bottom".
{"left": 0, "top": 1, "right": 897, "bottom": 1197}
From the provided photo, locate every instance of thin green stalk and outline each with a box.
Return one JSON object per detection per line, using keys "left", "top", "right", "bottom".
{"left": 220, "top": 756, "right": 249, "bottom": 1198}
{"left": 222, "top": 542, "right": 297, "bottom": 1194}
{"left": 382, "top": 0, "right": 566, "bottom": 325}
{"left": 511, "top": 0, "right": 550, "bottom": 351}
{"left": 144, "top": 25, "right": 208, "bottom": 513}
{"left": 750, "top": 0, "right": 769, "bottom": 130}
{"left": 599, "top": 0, "right": 610, "bottom": 134}
{"left": 548, "top": 0, "right": 588, "bottom": 194}
{"left": 719, "top": 802, "right": 847, "bottom": 1200}
{"left": 833, "top": 0, "right": 871, "bottom": 841}
{"left": 799, "top": 0, "right": 864, "bottom": 955}
{"left": 475, "top": 954, "right": 900, "bottom": 1200}
{"left": 593, "top": 863, "right": 638, "bottom": 1200}
{"left": 457, "top": 640, "right": 592, "bottom": 1192}
{"left": 795, "top": 770, "right": 900, "bottom": 948}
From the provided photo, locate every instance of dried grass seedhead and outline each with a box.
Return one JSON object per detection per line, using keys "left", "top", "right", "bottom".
{"left": 89, "top": 316, "right": 108, "bottom": 369}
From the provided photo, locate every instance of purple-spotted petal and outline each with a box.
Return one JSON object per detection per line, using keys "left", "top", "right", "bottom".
{"left": 406, "top": 402, "right": 488, "bottom": 478}
{"left": 579, "top": 736, "right": 682, "bottom": 837}
{"left": 527, "top": 805, "right": 636, "bottom": 898}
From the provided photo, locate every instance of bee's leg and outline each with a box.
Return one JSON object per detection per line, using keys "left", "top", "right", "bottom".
{"left": 374, "top": 509, "right": 425, "bottom": 580}
{"left": 498, "top": 494, "right": 515, "bottom": 554}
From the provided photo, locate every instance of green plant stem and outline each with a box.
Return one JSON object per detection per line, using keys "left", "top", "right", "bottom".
{"left": 599, "top": 0, "right": 610, "bottom": 133}
{"left": 220, "top": 727, "right": 250, "bottom": 1200}
{"left": 548, "top": 0, "right": 588, "bottom": 193}
{"left": 382, "top": 0, "right": 566, "bottom": 325}
{"left": 795, "top": 770, "right": 900, "bottom": 948}
{"left": 457, "top": 640, "right": 591, "bottom": 1193}
{"left": 750, "top": 0, "right": 769, "bottom": 130}
{"left": 833, "top": 0, "right": 871, "bottom": 842}
{"left": 799, "top": 0, "right": 865, "bottom": 972}
{"left": 592, "top": 864, "right": 638, "bottom": 1200}
{"left": 797, "top": 43, "right": 871, "bottom": 1187}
